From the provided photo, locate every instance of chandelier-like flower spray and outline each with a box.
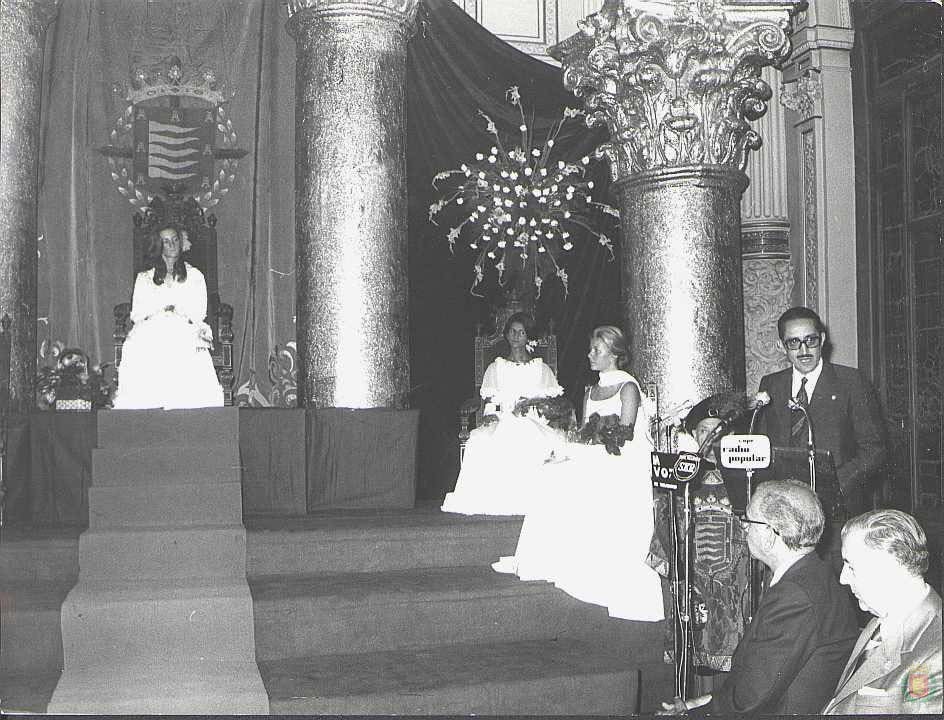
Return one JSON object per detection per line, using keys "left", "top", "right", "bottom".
{"left": 430, "top": 86, "right": 618, "bottom": 297}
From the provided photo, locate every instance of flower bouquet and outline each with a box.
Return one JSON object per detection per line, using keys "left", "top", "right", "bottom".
{"left": 574, "top": 412, "right": 634, "bottom": 456}
{"left": 513, "top": 395, "right": 577, "bottom": 432}
{"left": 35, "top": 342, "right": 113, "bottom": 411}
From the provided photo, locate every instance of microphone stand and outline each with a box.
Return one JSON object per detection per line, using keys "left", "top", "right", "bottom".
{"left": 788, "top": 399, "right": 816, "bottom": 493}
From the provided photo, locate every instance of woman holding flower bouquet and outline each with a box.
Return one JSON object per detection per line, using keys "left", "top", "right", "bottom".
{"left": 112, "top": 224, "right": 223, "bottom": 410}
{"left": 441, "top": 312, "right": 569, "bottom": 515}
{"left": 493, "top": 325, "right": 664, "bottom": 622}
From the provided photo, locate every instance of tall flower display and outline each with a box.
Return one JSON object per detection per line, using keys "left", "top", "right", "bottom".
{"left": 429, "top": 87, "right": 618, "bottom": 297}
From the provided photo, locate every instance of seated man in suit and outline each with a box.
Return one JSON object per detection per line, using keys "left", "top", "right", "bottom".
{"left": 823, "top": 509, "right": 942, "bottom": 715}
{"left": 659, "top": 480, "right": 859, "bottom": 716}
{"left": 756, "top": 306, "right": 887, "bottom": 563}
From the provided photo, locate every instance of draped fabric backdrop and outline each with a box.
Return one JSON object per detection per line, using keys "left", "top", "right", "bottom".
{"left": 37, "top": 0, "right": 620, "bottom": 499}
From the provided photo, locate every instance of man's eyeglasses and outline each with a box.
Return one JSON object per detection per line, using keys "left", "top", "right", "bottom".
{"left": 783, "top": 334, "right": 822, "bottom": 351}
{"left": 735, "top": 512, "right": 781, "bottom": 536}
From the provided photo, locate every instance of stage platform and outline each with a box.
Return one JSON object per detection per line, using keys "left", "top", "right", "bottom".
{"left": 3, "top": 407, "right": 420, "bottom": 527}
{"left": 0, "top": 507, "right": 673, "bottom": 715}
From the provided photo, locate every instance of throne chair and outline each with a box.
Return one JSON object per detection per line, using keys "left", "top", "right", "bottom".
{"left": 113, "top": 191, "right": 235, "bottom": 404}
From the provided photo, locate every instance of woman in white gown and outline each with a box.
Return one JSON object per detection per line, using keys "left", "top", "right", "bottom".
{"left": 112, "top": 225, "right": 224, "bottom": 410}
{"left": 441, "top": 313, "right": 566, "bottom": 515}
{"left": 493, "top": 325, "right": 664, "bottom": 622}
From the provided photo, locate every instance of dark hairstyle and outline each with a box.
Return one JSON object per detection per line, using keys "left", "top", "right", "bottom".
{"left": 146, "top": 224, "right": 188, "bottom": 285}
{"left": 590, "top": 325, "right": 631, "bottom": 370}
{"left": 503, "top": 312, "right": 533, "bottom": 340}
{"left": 777, "top": 306, "right": 825, "bottom": 339}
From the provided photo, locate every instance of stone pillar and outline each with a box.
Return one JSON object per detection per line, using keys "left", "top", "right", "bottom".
{"left": 551, "top": 0, "right": 800, "bottom": 412}
{"left": 286, "top": 0, "right": 417, "bottom": 408}
{"left": 0, "top": 0, "right": 60, "bottom": 412}
{"left": 742, "top": 66, "right": 793, "bottom": 393}
{"left": 780, "top": 0, "right": 857, "bottom": 364}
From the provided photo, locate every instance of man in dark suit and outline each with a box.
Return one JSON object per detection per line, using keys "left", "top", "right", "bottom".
{"left": 823, "top": 509, "right": 942, "bottom": 715}
{"left": 756, "top": 306, "right": 887, "bottom": 521}
{"left": 659, "top": 480, "right": 859, "bottom": 715}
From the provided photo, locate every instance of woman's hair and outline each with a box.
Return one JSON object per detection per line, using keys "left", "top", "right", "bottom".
{"left": 503, "top": 312, "right": 533, "bottom": 340}
{"left": 842, "top": 509, "right": 929, "bottom": 576}
{"left": 753, "top": 479, "right": 825, "bottom": 551}
{"left": 591, "top": 325, "right": 631, "bottom": 370}
{"left": 146, "top": 224, "right": 188, "bottom": 285}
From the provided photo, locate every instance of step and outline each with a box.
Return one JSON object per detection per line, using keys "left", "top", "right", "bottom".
{"left": 249, "top": 565, "right": 665, "bottom": 662}
{"left": 91, "top": 444, "right": 240, "bottom": 487}
{"left": 246, "top": 511, "right": 523, "bottom": 575}
{"left": 77, "top": 525, "right": 247, "bottom": 581}
{"left": 46, "top": 659, "right": 269, "bottom": 714}
{"left": 0, "top": 530, "right": 78, "bottom": 584}
{"left": 260, "top": 638, "right": 640, "bottom": 715}
{"left": 0, "top": 580, "right": 72, "bottom": 675}
{"left": 59, "top": 580, "right": 259, "bottom": 669}
{"left": 0, "top": 670, "right": 61, "bottom": 714}
{"left": 96, "top": 408, "right": 239, "bottom": 448}
{"left": 88, "top": 481, "right": 243, "bottom": 529}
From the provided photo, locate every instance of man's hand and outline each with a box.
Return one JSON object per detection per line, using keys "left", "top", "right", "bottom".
{"left": 657, "top": 694, "right": 711, "bottom": 715}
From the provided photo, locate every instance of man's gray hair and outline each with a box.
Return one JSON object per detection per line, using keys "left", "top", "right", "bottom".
{"left": 842, "top": 509, "right": 929, "bottom": 576}
{"left": 753, "top": 479, "right": 824, "bottom": 551}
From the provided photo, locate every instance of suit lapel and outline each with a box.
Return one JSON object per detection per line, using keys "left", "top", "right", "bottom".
{"left": 810, "top": 361, "right": 837, "bottom": 410}
{"left": 773, "top": 369, "right": 793, "bottom": 431}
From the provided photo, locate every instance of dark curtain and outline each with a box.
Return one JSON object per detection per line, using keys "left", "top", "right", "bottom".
{"left": 35, "top": 0, "right": 620, "bottom": 502}
{"left": 407, "top": 0, "right": 621, "bottom": 499}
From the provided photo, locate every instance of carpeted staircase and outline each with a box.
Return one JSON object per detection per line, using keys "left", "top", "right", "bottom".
{"left": 45, "top": 408, "right": 269, "bottom": 714}
{"left": 1, "top": 458, "right": 672, "bottom": 714}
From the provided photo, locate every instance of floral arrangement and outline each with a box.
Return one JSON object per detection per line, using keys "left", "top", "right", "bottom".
{"left": 429, "top": 86, "right": 619, "bottom": 297}
{"left": 35, "top": 341, "right": 113, "bottom": 410}
{"left": 513, "top": 395, "right": 577, "bottom": 432}
{"left": 574, "top": 412, "right": 634, "bottom": 456}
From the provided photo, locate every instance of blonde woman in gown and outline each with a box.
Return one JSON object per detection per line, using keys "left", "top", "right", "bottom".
{"left": 493, "top": 325, "right": 664, "bottom": 622}
{"left": 112, "top": 225, "right": 224, "bottom": 410}
{"left": 441, "top": 313, "right": 565, "bottom": 515}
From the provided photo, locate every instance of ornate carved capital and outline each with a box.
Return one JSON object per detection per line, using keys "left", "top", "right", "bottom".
{"left": 285, "top": 0, "right": 419, "bottom": 36}
{"left": 550, "top": 0, "right": 801, "bottom": 181}
{"left": 0, "top": 0, "right": 62, "bottom": 37}
{"left": 780, "top": 69, "right": 823, "bottom": 120}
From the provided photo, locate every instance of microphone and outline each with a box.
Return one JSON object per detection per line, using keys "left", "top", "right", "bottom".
{"left": 787, "top": 397, "right": 817, "bottom": 491}
{"left": 748, "top": 391, "right": 770, "bottom": 433}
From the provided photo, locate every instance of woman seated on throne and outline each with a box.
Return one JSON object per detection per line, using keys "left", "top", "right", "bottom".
{"left": 111, "top": 224, "right": 224, "bottom": 410}
{"left": 492, "top": 325, "right": 664, "bottom": 623}
{"left": 441, "top": 312, "right": 567, "bottom": 516}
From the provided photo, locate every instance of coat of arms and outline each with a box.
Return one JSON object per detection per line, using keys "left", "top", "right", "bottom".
{"left": 100, "top": 57, "right": 247, "bottom": 211}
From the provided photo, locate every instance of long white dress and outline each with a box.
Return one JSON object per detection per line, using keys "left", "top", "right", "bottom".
{"left": 112, "top": 264, "right": 224, "bottom": 410}
{"left": 441, "top": 357, "right": 565, "bottom": 515}
{"left": 493, "top": 370, "right": 665, "bottom": 622}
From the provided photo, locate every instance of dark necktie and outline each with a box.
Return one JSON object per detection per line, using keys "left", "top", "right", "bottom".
{"left": 790, "top": 377, "right": 809, "bottom": 446}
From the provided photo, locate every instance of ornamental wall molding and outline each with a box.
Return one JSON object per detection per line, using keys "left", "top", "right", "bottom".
{"left": 285, "top": 0, "right": 419, "bottom": 30}
{"left": 802, "top": 130, "right": 818, "bottom": 310}
{"left": 743, "top": 257, "right": 793, "bottom": 392}
{"left": 780, "top": 69, "right": 823, "bottom": 121}
{"left": 549, "top": 0, "right": 801, "bottom": 180}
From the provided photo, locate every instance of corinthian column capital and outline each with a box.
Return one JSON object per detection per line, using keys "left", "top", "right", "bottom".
{"left": 550, "top": 0, "right": 802, "bottom": 181}
{"left": 286, "top": 0, "right": 419, "bottom": 35}
{"left": 0, "top": 0, "right": 61, "bottom": 36}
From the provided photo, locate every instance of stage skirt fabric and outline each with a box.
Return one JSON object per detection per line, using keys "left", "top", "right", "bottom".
{"left": 113, "top": 311, "right": 223, "bottom": 410}
{"left": 441, "top": 412, "right": 566, "bottom": 515}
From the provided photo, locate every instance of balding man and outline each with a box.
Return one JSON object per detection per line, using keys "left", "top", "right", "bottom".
{"left": 660, "top": 480, "right": 858, "bottom": 715}
{"left": 823, "top": 510, "right": 942, "bottom": 715}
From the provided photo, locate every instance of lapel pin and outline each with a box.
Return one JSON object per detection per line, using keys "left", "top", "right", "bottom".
{"left": 831, "top": 395, "right": 837, "bottom": 401}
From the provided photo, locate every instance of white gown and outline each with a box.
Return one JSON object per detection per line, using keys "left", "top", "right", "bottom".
{"left": 441, "top": 357, "right": 565, "bottom": 515}
{"left": 493, "top": 370, "right": 665, "bottom": 622}
{"left": 112, "top": 264, "right": 224, "bottom": 410}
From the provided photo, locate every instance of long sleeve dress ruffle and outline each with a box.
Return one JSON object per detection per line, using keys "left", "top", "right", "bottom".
{"left": 441, "top": 357, "right": 565, "bottom": 516}
{"left": 112, "top": 264, "right": 224, "bottom": 410}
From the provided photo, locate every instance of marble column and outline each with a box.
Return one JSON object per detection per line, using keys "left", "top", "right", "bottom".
{"left": 742, "top": 66, "right": 793, "bottom": 393}
{"left": 551, "top": 0, "right": 800, "bottom": 413}
{"left": 0, "top": 0, "right": 61, "bottom": 412}
{"left": 286, "top": 0, "right": 418, "bottom": 408}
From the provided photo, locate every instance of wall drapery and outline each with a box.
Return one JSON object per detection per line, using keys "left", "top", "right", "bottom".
{"left": 37, "top": 0, "right": 620, "bottom": 497}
